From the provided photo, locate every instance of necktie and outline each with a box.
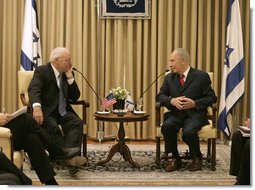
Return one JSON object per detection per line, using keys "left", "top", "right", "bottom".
{"left": 58, "top": 74, "right": 67, "bottom": 116}
{"left": 179, "top": 74, "right": 185, "bottom": 87}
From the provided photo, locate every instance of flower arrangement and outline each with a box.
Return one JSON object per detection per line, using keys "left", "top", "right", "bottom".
{"left": 111, "top": 87, "right": 128, "bottom": 100}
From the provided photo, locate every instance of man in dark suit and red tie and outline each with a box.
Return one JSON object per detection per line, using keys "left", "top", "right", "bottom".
{"left": 28, "top": 47, "right": 86, "bottom": 168}
{"left": 156, "top": 48, "right": 217, "bottom": 172}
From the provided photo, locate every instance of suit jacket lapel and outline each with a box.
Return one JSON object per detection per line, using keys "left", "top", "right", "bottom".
{"left": 181, "top": 68, "right": 195, "bottom": 92}
{"left": 173, "top": 74, "right": 183, "bottom": 93}
{"left": 48, "top": 64, "right": 59, "bottom": 88}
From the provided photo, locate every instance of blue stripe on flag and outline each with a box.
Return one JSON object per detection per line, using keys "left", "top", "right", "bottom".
{"left": 225, "top": 58, "right": 245, "bottom": 97}
{"left": 227, "top": 0, "right": 235, "bottom": 25}
{"left": 32, "top": 0, "right": 39, "bottom": 29}
{"left": 21, "top": 51, "right": 35, "bottom": 71}
{"left": 32, "top": 0, "right": 36, "bottom": 9}
{"left": 218, "top": 108, "right": 230, "bottom": 137}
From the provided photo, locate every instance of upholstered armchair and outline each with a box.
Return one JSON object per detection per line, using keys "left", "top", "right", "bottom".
{"left": 0, "top": 127, "right": 24, "bottom": 168}
{"left": 17, "top": 71, "right": 90, "bottom": 157}
{"left": 155, "top": 72, "right": 218, "bottom": 171}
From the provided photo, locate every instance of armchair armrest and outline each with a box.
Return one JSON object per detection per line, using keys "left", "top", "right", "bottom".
{"left": 0, "top": 127, "right": 13, "bottom": 161}
{"left": 20, "top": 92, "right": 29, "bottom": 107}
{"left": 69, "top": 100, "right": 90, "bottom": 107}
{"left": 69, "top": 100, "right": 90, "bottom": 124}
{"left": 0, "top": 126, "right": 12, "bottom": 138}
{"left": 208, "top": 103, "right": 217, "bottom": 128}
{"left": 0, "top": 127, "right": 24, "bottom": 168}
{"left": 20, "top": 92, "right": 33, "bottom": 114}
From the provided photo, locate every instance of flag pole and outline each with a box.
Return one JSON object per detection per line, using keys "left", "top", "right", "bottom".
{"left": 95, "top": 0, "right": 115, "bottom": 142}
{"left": 96, "top": 0, "right": 104, "bottom": 142}
{"left": 224, "top": 106, "right": 238, "bottom": 146}
{"left": 96, "top": 0, "right": 102, "bottom": 110}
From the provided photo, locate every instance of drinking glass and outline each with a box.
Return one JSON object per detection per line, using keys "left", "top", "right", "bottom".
{"left": 136, "top": 97, "right": 143, "bottom": 111}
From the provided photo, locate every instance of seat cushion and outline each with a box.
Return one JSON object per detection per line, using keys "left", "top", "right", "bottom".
{"left": 0, "top": 127, "right": 24, "bottom": 169}
{"left": 13, "top": 151, "right": 24, "bottom": 169}
{"left": 197, "top": 124, "right": 217, "bottom": 138}
{"left": 0, "top": 127, "right": 12, "bottom": 159}
{"left": 156, "top": 120, "right": 217, "bottom": 139}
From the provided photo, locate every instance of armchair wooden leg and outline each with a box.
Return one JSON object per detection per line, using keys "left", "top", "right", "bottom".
{"left": 155, "top": 137, "right": 161, "bottom": 168}
{"left": 207, "top": 139, "right": 212, "bottom": 162}
{"left": 82, "top": 134, "right": 87, "bottom": 158}
{"left": 211, "top": 138, "right": 216, "bottom": 171}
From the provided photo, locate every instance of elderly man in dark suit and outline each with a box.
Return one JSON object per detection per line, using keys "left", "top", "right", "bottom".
{"left": 28, "top": 47, "right": 86, "bottom": 167}
{"left": 0, "top": 113, "right": 80, "bottom": 185}
{"left": 0, "top": 151, "right": 32, "bottom": 185}
{"left": 156, "top": 48, "right": 217, "bottom": 172}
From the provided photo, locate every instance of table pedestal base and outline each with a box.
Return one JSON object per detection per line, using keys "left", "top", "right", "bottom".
{"left": 96, "top": 142, "right": 139, "bottom": 168}
{"left": 94, "top": 113, "right": 149, "bottom": 168}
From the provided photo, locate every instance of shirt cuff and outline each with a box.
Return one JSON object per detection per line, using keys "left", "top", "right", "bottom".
{"left": 32, "top": 103, "right": 41, "bottom": 108}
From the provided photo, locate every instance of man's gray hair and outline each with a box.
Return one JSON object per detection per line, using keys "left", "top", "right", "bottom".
{"left": 174, "top": 48, "right": 189, "bottom": 63}
{"left": 49, "top": 47, "right": 68, "bottom": 62}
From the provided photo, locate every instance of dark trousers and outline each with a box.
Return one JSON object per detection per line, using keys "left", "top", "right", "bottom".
{"left": 161, "top": 112, "right": 203, "bottom": 158}
{"left": 5, "top": 114, "right": 56, "bottom": 184}
{"left": 0, "top": 152, "right": 32, "bottom": 185}
{"left": 0, "top": 172, "right": 22, "bottom": 185}
{"left": 42, "top": 111, "right": 83, "bottom": 148}
{"left": 230, "top": 130, "right": 250, "bottom": 185}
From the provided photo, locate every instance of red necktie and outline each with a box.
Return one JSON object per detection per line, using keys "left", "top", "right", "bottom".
{"left": 179, "top": 74, "right": 185, "bottom": 87}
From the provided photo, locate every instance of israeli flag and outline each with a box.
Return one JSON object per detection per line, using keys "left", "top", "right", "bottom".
{"left": 125, "top": 93, "right": 135, "bottom": 111}
{"left": 218, "top": 0, "right": 245, "bottom": 137}
{"left": 21, "top": 0, "right": 42, "bottom": 70}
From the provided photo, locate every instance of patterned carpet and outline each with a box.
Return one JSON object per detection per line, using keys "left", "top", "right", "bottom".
{"left": 23, "top": 142, "right": 236, "bottom": 185}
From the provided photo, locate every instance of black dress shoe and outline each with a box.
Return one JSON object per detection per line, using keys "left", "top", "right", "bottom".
{"left": 189, "top": 157, "right": 202, "bottom": 171}
{"left": 50, "top": 147, "right": 80, "bottom": 161}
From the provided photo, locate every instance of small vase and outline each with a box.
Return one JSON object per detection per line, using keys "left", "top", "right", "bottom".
{"left": 113, "top": 99, "right": 125, "bottom": 110}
